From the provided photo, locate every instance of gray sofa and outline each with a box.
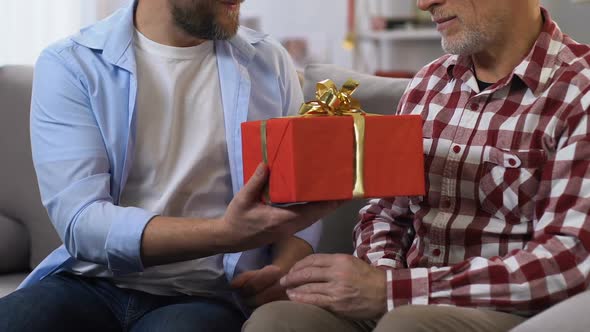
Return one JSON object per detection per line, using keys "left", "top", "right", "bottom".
{"left": 0, "top": 66, "right": 61, "bottom": 297}
{"left": 1, "top": 63, "right": 588, "bottom": 332}
{"left": 0, "top": 63, "right": 409, "bottom": 297}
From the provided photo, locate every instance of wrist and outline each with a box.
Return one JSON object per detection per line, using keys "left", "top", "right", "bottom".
{"left": 211, "top": 217, "right": 241, "bottom": 253}
{"left": 272, "top": 236, "right": 313, "bottom": 272}
{"left": 375, "top": 268, "right": 389, "bottom": 317}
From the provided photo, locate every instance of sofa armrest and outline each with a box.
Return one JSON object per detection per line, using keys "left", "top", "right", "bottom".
{"left": 510, "top": 290, "right": 590, "bottom": 332}
{"left": 0, "top": 214, "right": 29, "bottom": 274}
{"left": 0, "top": 273, "right": 29, "bottom": 298}
{"left": 0, "top": 65, "right": 61, "bottom": 269}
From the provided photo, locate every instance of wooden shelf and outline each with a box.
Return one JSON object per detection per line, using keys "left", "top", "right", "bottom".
{"left": 357, "top": 28, "right": 440, "bottom": 41}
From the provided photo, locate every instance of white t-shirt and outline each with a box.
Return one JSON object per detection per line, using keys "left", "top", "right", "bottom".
{"left": 70, "top": 30, "right": 234, "bottom": 298}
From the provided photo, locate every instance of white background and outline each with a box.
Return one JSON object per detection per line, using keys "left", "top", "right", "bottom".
{"left": 1, "top": 0, "right": 589, "bottom": 71}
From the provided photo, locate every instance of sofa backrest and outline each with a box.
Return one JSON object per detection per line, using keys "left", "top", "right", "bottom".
{"left": 302, "top": 64, "right": 410, "bottom": 254}
{"left": 0, "top": 66, "right": 61, "bottom": 271}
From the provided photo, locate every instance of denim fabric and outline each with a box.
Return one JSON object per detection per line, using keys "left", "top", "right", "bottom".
{"left": 0, "top": 273, "right": 245, "bottom": 332}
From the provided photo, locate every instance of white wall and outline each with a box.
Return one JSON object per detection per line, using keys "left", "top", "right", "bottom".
{"left": 541, "top": 0, "right": 590, "bottom": 44}
{"left": 0, "top": 0, "right": 130, "bottom": 65}
{"left": 243, "top": 0, "right": 590, "bottom": 73}
{"left": 241, "top": 1, "right": 445, "bottom": 73}
{"left": 241, "top": 0, "right": 353, "bottom": 68}
{"left": 5, "top": 1, "right": 587, "bottom": 68}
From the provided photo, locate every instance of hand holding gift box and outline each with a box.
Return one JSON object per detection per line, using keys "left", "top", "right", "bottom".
{"left": 242, "top": 79, "right": 425, "bottom": 204}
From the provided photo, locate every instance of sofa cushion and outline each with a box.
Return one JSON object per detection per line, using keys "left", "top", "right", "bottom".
{"left": 0, "top": 66, "right": 61, "bottom": 269}
{"left": 0, "top": 215, "right": 29, "bottom": 273}
{"left": 302, "top": 64, "right": 410, "bottom": 254}
{"left": 0, "top": 273, "right": 28, "bottom": 298}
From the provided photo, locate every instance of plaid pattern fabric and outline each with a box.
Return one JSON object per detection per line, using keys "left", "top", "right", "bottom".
{"left": 354, "top": 8, "right": 590, "bottom": 315}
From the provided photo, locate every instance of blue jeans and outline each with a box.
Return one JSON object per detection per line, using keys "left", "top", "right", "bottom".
{"left": 0, "top": 272, "right": 245, "bottom": 332}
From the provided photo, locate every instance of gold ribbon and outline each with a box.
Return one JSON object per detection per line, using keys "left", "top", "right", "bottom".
{"left": 298, "top": 79, "right": 367, "bottom": 198}
{"left": 298, "top": 79, "right": 364, "bottom": 117}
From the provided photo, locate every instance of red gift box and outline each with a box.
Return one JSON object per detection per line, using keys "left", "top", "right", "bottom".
{"left": 241, "top": 114, "right": 425, "bottom": 203}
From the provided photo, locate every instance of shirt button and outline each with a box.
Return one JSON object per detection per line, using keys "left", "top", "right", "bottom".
{"left": 508, "top": 158, "right": 517, "bottom": 166}
{"left": 432, "top": 249, "right": 441, "bottom": 257}
{"left": 418, "top": 256, "right": 429, "bottom": 266}
{"left": 440, "top": 198, "right": 451, "bottom": 209}
{"left": 470, "top": 103, "right": 479, "bottom": 111}
{"left": 453, "top": 145, "right": 461, "bottom": 154}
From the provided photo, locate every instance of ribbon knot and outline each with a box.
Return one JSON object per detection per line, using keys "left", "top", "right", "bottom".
{"left": 299, "top": 79, "right": 365, "bottom": 117}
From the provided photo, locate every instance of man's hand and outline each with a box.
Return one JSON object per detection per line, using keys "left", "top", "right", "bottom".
{"left": 141, "top": 163, "right": 337, "bottom": 267}
{"left": 231, "top": 265, "right": 288, "bottom": 308}
{"left": 221, "top": 163, "right": 340, "bottom": 252}
{"left": 280, "top": 254, "right": 388, "bottom": 320}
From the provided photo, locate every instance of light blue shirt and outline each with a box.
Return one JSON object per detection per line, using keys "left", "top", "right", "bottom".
{"left": 22, "top": 3, "right": 321, "bottom": 290}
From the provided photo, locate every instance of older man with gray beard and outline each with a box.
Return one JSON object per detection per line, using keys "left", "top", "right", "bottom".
{"left": 245, "top": 0, "right": 590, "bottom": 331}
{"left": 0, "top": 0, "right": 337, "bottom": 331}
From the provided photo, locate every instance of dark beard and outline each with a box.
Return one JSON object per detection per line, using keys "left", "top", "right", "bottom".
{"left": 170, "top": 0, "right": 240, "bottom": 40}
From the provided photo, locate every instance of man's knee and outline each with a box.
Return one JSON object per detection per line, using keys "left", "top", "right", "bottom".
{"left": 0, "top": 285, "right": 72, "bottom": 331}
{"left": 375, "top": 305, "right": 526, "bottom": 332}
{"left": 374, "top": 305, "right": 436, "bottom": 332}
{"left": 244, "top": 301, "right": 355, "bottom": 332}
{"left": 244, "top": 301, "right": 305, "bottom": 332}
{"left": 0, "top": 274, "right": 119, "bottom": 332}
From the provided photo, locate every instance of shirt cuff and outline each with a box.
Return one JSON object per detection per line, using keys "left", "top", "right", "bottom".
{"left": 388, "top": 268, "right": 430, "bottom": 310}
{"left": 293, "top": 219, "right": 322, "bottom": 252}
{"left": 105, "top": 207, "right": 158, "bottom": 274}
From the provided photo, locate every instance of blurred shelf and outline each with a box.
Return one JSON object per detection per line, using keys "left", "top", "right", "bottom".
{"left": 358, "top": 28, "right": 440, "bottom": 41}
{"left": 353, "top": 26, "right": 444, "bottom": 74}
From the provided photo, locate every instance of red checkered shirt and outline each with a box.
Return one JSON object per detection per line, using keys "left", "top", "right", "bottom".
{"left": 354, "top": 8, "right": 590, "bottom": 316}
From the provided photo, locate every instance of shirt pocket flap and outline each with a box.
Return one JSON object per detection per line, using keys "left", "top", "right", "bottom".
{"left": 483, "top": 146, "right": 546, "bottom": 168}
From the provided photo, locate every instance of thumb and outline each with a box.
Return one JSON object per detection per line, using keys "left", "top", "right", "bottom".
{"left": 247, "top": 265, "right": 283, "bottom": 291}
{"left": 237, "top": 265, "right": 283, "bottom": 297}
{"left": 239, "top": 163, "right": 269, "bottom": 203}
{"left": 231, "top": 270, "right": 257, "bottom": 289}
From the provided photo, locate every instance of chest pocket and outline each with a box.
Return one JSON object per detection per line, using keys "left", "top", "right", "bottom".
{"left": 478, "top": 146, "right": 547, "bottom": 224}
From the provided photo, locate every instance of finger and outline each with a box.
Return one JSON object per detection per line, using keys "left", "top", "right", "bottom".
{"left": 238, "top": 163, "right": 269, "bottom": 204}
{"left": 287, "top": 282, "right": 333, "bottom": 296}
{"left": 286, "top": 290, "right": 333, "bottom": 309}
{"left": 247, "top": 282, "right": 287, "bottom": 308}
{"left": 280, "top": 266, "right": 331, "bottom": 288}
{"left": 230, "top": 270, "right": 257, "bottom": 289}
{"left": 289, "top": 254, "right": 337, "bottom": 273}
{"left": 238, "top": 265, "right": 282, "bottom": 297}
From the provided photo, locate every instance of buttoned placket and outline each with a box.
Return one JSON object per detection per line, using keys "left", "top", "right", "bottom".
{"left": 427, "top": 87, "right": 489, "bottom": 265}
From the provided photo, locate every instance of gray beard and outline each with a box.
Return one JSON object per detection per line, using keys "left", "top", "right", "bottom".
{"left": 441, "top": 28, "right": 486, "bottom": 55}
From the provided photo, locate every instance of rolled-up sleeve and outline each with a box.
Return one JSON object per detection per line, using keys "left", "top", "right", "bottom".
{"left": 30, "top": 48, "right": 156, "bottom": 274}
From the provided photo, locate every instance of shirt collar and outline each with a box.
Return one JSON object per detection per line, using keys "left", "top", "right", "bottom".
{"left": 70, "top": 1, "right": 137, "bottom": 72}
{"left": 445, "top": 7, "right": 564, "bottom": 95}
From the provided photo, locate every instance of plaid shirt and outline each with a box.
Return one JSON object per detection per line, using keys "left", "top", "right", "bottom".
{"left": 354, "top": 8, "right": 590, "bottom": 316}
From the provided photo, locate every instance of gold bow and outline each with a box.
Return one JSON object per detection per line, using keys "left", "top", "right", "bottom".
{"left": 299, "top": 79, "right": 364, "bottom": 117}
{"left": 298, "top": 79, "right": 366, "bottom": 198}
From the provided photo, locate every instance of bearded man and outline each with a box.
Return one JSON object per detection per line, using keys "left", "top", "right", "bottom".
{"left": 0, "top": 1, "right": 336, "bottom": 331}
